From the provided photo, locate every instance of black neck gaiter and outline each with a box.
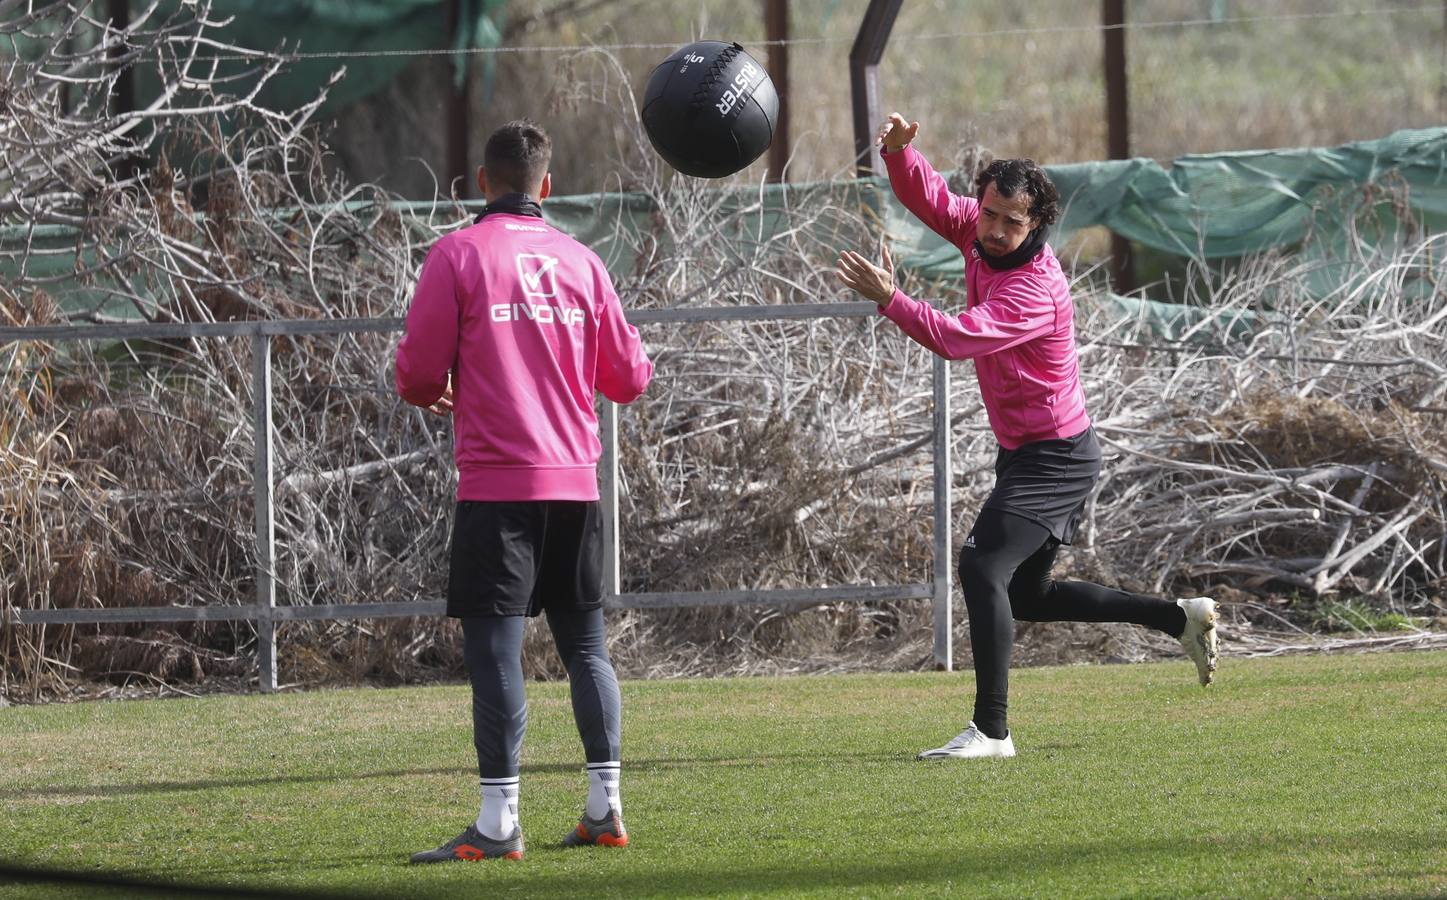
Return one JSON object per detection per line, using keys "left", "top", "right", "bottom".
{"left": 974, "top": 225, "right": 1048, "bottom": 271}
{"left": 474, "top": 192, "right": 544, "bottom": 224}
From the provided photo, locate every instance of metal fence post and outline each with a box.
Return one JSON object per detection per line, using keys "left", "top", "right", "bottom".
{"left": 252, "top": 332, "right": 278, "bottom": 691}
{"left": 849, "top": 0, "right": 903, "bottom": 177}
{"left": 1103, "top": 0, "right": 1136, "bottom": 294}
{"left": 931, "top": 354, "right": 952, "bottom": 671}
{"left": 599, "top": 399, "right": 621, "bottom": 598}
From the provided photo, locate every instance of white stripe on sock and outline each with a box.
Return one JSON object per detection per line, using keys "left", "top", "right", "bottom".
{"left": 585, "top": 761, "right": 621, "bottom": 819}
{"left": 478, "top": 778, "right": 520, "bottom": 840}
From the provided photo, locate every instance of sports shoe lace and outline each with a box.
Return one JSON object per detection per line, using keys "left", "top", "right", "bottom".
{"left": 944, "top": 725, "right": 984, "bottom": 749}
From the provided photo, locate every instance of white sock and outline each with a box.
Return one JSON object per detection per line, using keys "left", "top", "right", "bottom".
{"left": 585, "top": 762, "right": 621, "bottom": 819}
{"left": 477, "top": 776, "right": 519, "bottom": 840}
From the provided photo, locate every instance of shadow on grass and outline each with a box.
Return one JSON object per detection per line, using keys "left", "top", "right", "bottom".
{"left": 450, "top": 830, "right": 1442, "bottom": 900}
{"left": 12, "top": 829, "right": 1437, "bottom": 899}
{"left": 1, "top": 750, "right": 905, "bottom": 801}
{"left": 0, "top": 861, "right": 368, "bottom": 899}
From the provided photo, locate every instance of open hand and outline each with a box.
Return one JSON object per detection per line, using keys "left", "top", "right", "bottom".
{"left": 876, "top": 113, "right": 919, "bottom": 153}
{"left": 836, "top": 245, "right": 896, "bottom": 306}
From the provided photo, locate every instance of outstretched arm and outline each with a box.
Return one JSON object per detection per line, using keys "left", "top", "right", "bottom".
{"left": 837, "top": 245, "right": 1051, "bottom": 360}
{"left": 877, "top": 113, "right": 978, "bottom": 248}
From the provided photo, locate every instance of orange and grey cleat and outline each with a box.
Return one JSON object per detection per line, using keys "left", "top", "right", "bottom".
{"left": 562, "top": 811, "right": 629, "bottom": 848}
{"left": 409, "top": 824, "right": 524, "bottom": 863}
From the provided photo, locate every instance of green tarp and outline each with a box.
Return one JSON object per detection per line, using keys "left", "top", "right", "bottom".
{"left": 6, "top": 128, "right": 1444, "bottom": 325}
{"left": 1, "top": 1, "right": 508, "bottom": 114}
{"left": 532, "top": 127, "right": 1447, "bottom": 311}
{"left": 164, "top": 0, "right": 509, "bottom": 113}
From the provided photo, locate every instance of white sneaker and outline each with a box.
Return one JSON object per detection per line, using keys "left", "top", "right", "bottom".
{"left": 1177, "top": 597, "right": 1220, "bottom": 685}
{"left": 917, "top": 722, "right": 1016, "bottom": 760}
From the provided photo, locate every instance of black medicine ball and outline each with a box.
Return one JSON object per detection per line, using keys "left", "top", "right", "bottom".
{"left": 640, "top": 41, "right": 779, "bottom": 179}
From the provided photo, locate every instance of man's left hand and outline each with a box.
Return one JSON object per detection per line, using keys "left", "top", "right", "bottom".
{"left": 428, "top": 384, "right": 454, "bottom": 417}
{"left": 836, "top": 245, "right": 896, "bottom": 306}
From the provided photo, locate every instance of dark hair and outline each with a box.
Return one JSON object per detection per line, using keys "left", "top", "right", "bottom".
{"left": 483, "top": 119, "right": 552, "bottom": 194}
{"left": 974, "top": 158, "right": 1059, "bottom": 227}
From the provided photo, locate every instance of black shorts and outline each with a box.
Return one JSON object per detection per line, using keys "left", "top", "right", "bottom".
{"left": 446, "top": 500, "right": 604, "bottom": 618}
{"left": 982, "top": 426, "right": 1102, "bottom": 545}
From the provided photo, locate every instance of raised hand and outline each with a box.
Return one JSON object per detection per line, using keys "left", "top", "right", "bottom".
{"left": 876, "top": 113, "right": 919, "bottom": 153}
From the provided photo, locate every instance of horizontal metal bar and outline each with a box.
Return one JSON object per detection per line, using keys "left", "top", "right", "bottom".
{"left": 5, "top": 585, "right": 932, "bottom": 624}
{"left": 2, "top": 600, "right": 449, "bottom": 626}
{"left": 260, "top": 318, "right": 403, "bottom": 336}
{"left": 0, "top": 317, "right": 404, "bottom": 342}
{"left": 0, "top": 304, "right": 881, "bottom": 343}
{"left": 609, "top": 583, "right": 934, "bottom": 610}
{"left": 5, "top": 605, "right": 260, "bottom": 625}
{"left": 629, "top": 302, "right": 879, "bottom": 324}
{"left": 268, "top": 600, "right": 446, "bottom": 621}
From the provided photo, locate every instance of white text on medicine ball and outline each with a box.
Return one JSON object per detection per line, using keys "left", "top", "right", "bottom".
{"left": 715, "top": 62, "right": 761, "bottom": 116}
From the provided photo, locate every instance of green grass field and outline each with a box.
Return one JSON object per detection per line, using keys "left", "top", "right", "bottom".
{"left": 2, "top": 651, "right": 1445, "bottom": 898}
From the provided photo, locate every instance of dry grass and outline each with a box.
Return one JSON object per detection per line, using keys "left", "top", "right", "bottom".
{"left": 2, "top": 3, "right": 1444, "bottom": 700}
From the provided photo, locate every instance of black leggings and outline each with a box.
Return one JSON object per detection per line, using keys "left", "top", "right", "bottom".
{"left": 958, "top": 508, "right": 1186, "bottom": 739}
{"left": 461, "top": 607, "right": 622, "bottom": 779}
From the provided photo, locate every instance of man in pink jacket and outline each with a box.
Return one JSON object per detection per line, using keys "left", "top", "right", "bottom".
{"left": 398, "top": 120, "right": 652, "bottom": 861}
{"left": 837, "top": 113, "right": 1219, "bottom": 760}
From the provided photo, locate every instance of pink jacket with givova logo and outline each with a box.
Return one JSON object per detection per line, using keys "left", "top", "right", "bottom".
{"left": 880, "top": 144, "right": 1091, "bottom": 450}
{"left": 395, "top": 213, "right": 653, "bottom": 501}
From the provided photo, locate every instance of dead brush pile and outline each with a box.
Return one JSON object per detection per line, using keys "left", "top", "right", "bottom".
{"left": 1075, "top": 244, "right": 1447, "bottom": 645}
{"left": 3, "top": 10, "right": 1445, "bottom": 700}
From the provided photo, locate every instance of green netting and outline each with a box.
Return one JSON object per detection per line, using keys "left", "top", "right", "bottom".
{"left": 2, "top": 3, "right": 507, "bottom": 113}
{"left": 884, "top": 127, "right": 1447, "bottom": 282}
{"left": 534, "top": 127, "right": 1446, "bottom": 315}
{"left": 1092, "top": 292, "right": 1266, "bottom": 345}
{"left": 163, "top": 0, "right": 507, "bottom": 113}
{"left": 6, "top": 128, "right": 1444, "bottom": 329}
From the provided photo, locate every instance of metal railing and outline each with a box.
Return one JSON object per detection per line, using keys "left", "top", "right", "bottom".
{"left": 1, "top": 305, "right": 953, "bottom": 689}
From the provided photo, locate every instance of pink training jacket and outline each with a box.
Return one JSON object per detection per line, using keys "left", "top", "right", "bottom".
{"left": 879, "top": 144, "right": 1091, "bottom": 450}
{"left": 395, "top": 212, "right": 653, "bottom": 501}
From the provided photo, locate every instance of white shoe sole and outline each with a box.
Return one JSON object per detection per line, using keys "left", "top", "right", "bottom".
{"left": 917, "top": 739, "right": 1016, "bottom": 760}
{"left": 916, "top": 748, "right": 1016, "bottom": 760}
{"left": 1178, "top": 597, "right": 1219, "bottom": 686}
